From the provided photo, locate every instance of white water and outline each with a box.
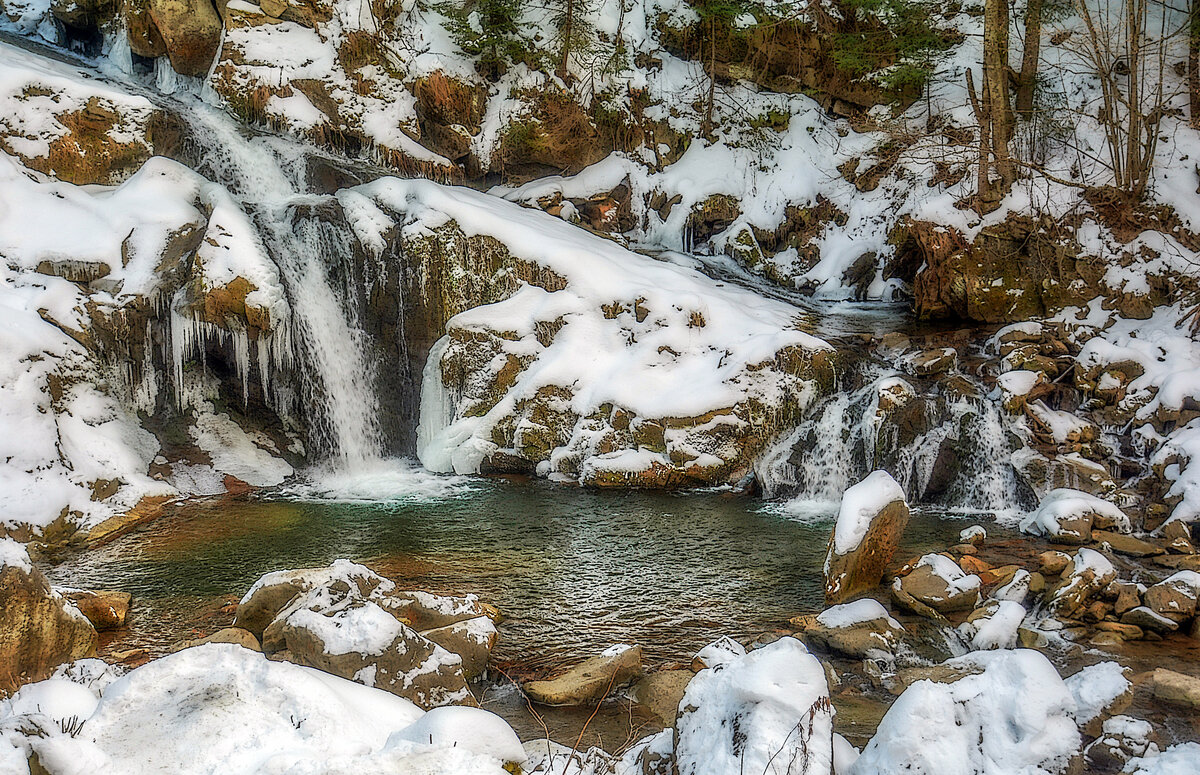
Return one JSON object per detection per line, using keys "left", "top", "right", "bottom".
{"left": 173, "top": 105, "right": 388, "bottom": 465}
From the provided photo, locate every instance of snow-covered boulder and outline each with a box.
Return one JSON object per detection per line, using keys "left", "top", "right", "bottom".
{"left": 852, "top": 649, "right": 1081, "bottom": 775}
{"left": 240, "top": 561, "right": 499, "bottom": 707}
{"left": 1064, "top": 661, "right": 1131, "bottom": 737}
{"left": 1046, "top": 548, "right": 1116, "bottom": 618}
{"left": 1141, "top": 570, "right": 1200, "bottom": 624}
{"left": 824, "top": 471, "right": 910, "bottom": 604}
{"left": 354, "top": 179, "right": 838, "bottom": 489}
{"left": 958, "top": 600, "right": 1026, "bottom": 650}
{"left": 801, "top": 598, "right": 905, "bottom": 658}
{"left": 0, "top": 644, "right": 524, "bottom": 773}
{"left": 893, "top": 553, "right": 981, "bottom": 614}
{"left": 523, "top": 644, "right": 643, "bottom": 706}
{"left": 1124, "top": 742, "right": 1200, "bottom": 775}
{"left": 0, "top": 539, "right": 96, "bottom": 686}
{"left": 1083, "top": 716, "right": 1158, "bottom": 772}
{"left": 1020, "top": 489, "right": 1130, "bottom": 544}
{"left": 674, "top": 637, "right": 833, "bottom": 775}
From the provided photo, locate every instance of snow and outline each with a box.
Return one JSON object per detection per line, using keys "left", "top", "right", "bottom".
{"left": 0, "top": 645, "right": 518, "bottom": 775}
{"left": 675, "top": 637, "right": 833, "bottom": 775}
{"left": 817, "top": 599, "right": 903, "bottom": 631}
{"left": 917, "top": 553, "right": 982, "bottom": 597}
{"left": 959, "top": 600, "right": 1026, "bottom": 650}
{"left": 832, "top": 470, "right": 906, "bottom": 556}
{"left": 286, "top": 599, "right": 408, "bottom": 657}
{"left": 1124, "top": 743, "right": 1200, "bottom": 775}
{"left": 0, "top": 537, "right": 33, "bottom": 573}
{"left": 692, "top": 636, "right": 746, "bottom": 670}
{"left": 1021, "top": 488, "right": 1131, "bottom": 538}
{"left": 960, "top": 525, "right": 987, "bottom": 544}
{"left": 852, "top": 649, "right": 1081, "bottom": 775}
{"left": 1065, "top": 662, "right": 1130, "bottom": 727}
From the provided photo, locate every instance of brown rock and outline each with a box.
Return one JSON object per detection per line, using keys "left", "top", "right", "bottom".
{"left": 959, "top": 555, "right": 992, "bottom": 575}
{"left": 889, "top": 580, "right": 950, "bottom": 623}
{"left": 148, "top": 0, "right": 223, "bottom": 77}
{"left": 1111, "top": 581, "right": 1142, "bottom": 616}
{"left": 824, "top": 482, "right": 910, "bottom": 605}
{"left": 175, "top": 626, "right": 262, "bottom": 652}
{"left": 894, "top": 555, "right": 980, "bottom": 613}
{"left": 123, "top": 0, "right": 167, "bottom": 58}
{"left": 1120, "top": 606, "right": 1179, "bottom": 633}
{"left": 1095, "top": 621, "right": 1143, "bottom": 640}
{"left": 64, "top": 590, "right": 131, "bottom": 631}
{"left": 1149, "top": 669, "right": 1200, "bottom": 710}
{"left": 1142, "top": 572, "right": 1200, "bottom": 623}
{"left": 1092, "top": 531, "right": 1164, "bottom": 558}
{"left": 524, "top": 646, "right": 643, "bottom": 706}
{"left": 630, "top": 670, "right": 693, "bottom": 724}
{"left": 1046, "top": 550, "right": 1116, "bottom": 617}
{"left": 1, "top": 559, "right": 97, "bottom": 684}
{"left": 420, "top": 616, "right": 497, "bottom": 679}
{"left": 1038, "top": 551, "right": 1071, "bottom": 576}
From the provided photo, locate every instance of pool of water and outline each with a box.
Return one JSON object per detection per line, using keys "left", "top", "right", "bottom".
{"left": 46, "top": 475, "right": 1002, "bottom": 670}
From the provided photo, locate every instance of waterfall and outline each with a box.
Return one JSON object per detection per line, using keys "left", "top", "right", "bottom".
{"left": 757, "top": 368, "right": 1029, "bottom": 516}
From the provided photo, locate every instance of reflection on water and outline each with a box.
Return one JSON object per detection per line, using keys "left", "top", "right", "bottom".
{"left": 47, "top": 480, "right": 996, "bottom": 667}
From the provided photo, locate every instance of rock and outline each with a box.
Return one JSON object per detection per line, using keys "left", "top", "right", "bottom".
{"left": 1083, "top": 716, "right": 1157, "bottom": 772}
{"left": 123, "top": 0, "right": 167, "bottom": 58}
{"left": 278, "top": 592, "right": 472, "bottom": 709}
{"left": 1148, "top": 668, "right": 1200, "bottom": 710}
{"left": 674, "top": 638, "right": 833, "bottom": 775}
{"left": 64, "top": 590, "right": 131, "bottom": 631}
{"left": 1111, "top": 580, "right": 1142, "bottom": 616}
{"left": 1021, "top": 489, "right": 1129, "bottom": 545}
{"left": 1046, "top": 548, "right": 1116, "bottom": 618}
{"left": 905, "top": 347, "right": 957, "bottom": 376}
{"left": 959, "top": 600, "right": 1026, "bottom": 650}
{"left": 1095, "top": 621, "right": 1143, "bottom": 640}
{"left": 630, "top": 670, "right": 693, "bottom": 724}
{"left": 1120, "top": 606, "right": 1179, "bottom": 633}
{"left": 175, "top": 627, "right": 262, "bottom": 652}
{"left": 991, "top": 569, "right": 1031, "bottom": 603}
{"left": 894, "top": 553, "right": 981, "bottom": 614}
{"left": 1065, "top": 661, "right": 1132, "bottom": 737}
{"left": 889, "top": 578, "right": 950, "bottom": 623}
{"left": 525, "top": 645, "right": 642, "bottom": 706}
{"left": 824, "top": 471, "right": 910, "bottom": 604}
{"left": 801, "top": 599, "right": 905, "bottom": 657}
{"left": 949, "top": 543, "right": 978, "bottom": 555}
{"left": 147, "top": 0, "right": 223, "bottom": 77}
{"left": 958, "top": 555, "right": 992, "bottom": 575}
{"left": 1142, "top": 570, "right": 1200, "bottom": 623}
{"left": 960, "top": 525, "right": 987, "bottom": 545}
{"left": 0, "top": 540, "right": 97, "bottom": 683}
{"left": 691, "top": 635, "right": 746, "bottom": 672}
{"left": 1018, "top": 625, "right": 1048, "bottom": 648}
{"left": 854, "top": 650, "right": 1081, "bottom": 775}
{"left": 1092, "top": 531, "right": 1164, "bottom": 557}
{"left": 420, "top": 615, "right": 497, "bottom": 679}
{"left": 236, "top": 561, "right": 390, "bottom": 638}
{"left": 387, "top": 590, "right": 500, "bottom": 632}
{"left": 891, "top": 662, "right": 985, "bottom": 694}
{"left": 1038, "top": 551, "right": 1071, "bottom": 575}
{"left": 35, "top": 258, "right": 111, "bottom": 283}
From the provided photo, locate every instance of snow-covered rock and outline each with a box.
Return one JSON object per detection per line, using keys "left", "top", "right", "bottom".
{"left": 0, "top": 644, "right": 524, "bottom": 774}
{"left": 802, "top": 599, "right": 905, "bottom": 657}
{"left": 1064, "top": 661, "right": 1131, "bottom": 736}
{"left": 852, "top": 649, "right": 1081, "bottom": 775}
{"left": 959, "top": 600, "right": 1026, "bottom": 651}
{"left": 1020, "top": 488, "right": 1130, "bottom": 545}
{"left": 675, "top": 637, "right": 833, "bottom": 775}
{"left": 824, "top": 470, "right": 910, "bottom": 604}
{"left": 1141, "top": 571, "right": 1200, "bottom": 624}
{"left": 893, "top": 553, "right": 981, "bottom": 614}
{"left": 1046, "top": 548, "right": 1117, "bottom": 617}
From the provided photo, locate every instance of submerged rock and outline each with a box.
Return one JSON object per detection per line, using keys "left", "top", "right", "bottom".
{"left": 824, "top": 471, "right": 910, "bottom": 604}
{"left": 523, "top": 644, "right": 642, "bottom": 706}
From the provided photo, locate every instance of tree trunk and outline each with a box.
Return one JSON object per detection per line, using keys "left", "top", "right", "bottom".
{"left": 558, "top": 0, "right": 574, "bottom": 80}
{"left": 1191, "top": 0, "right": 1200, "bottom": 128}
{"left": 1016, "top": 0, "right": 1043, "bottom": 119}
{"left": 983, "top": 0, "right": 1016, "bottom": 191}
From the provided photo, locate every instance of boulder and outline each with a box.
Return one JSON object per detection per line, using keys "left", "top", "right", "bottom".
{"left": 1046, "top": 548, "right": 1116, "bottom": 618}
{"left": 1142, "top": 570, "right": 1200, "bottom": 623}
{"left": 894, "top": 553, "right": 981, "bottom": 614}
{"left": 801, "top": 599, "right": 905, "bottom": 657}
{"left": 1038, "top": 551, "right": 1071, "bottom": 575}
{"left": 1021, "top": 489, "right": 1128, "bottom": 545}
{"left": 175, "top": 626, "right": 262, "bottom": 652}
{"left": 674, "top": 638, "right": 833, "bottom": 775}
{"left": 387, "top": 590, "right": 500, "bottom": 632}
{"left": 236, "top": 560, "right": 391, "bottom": 638}
{"left": 64, "top": 590, "right": 131, "bottom": 631}
{"left": 630, "top": 669, "right": 693, "bottom": 724}
{"left": 691, "top": 635, "right": 746, "bottom": 672}
{"left": 524, "top": 645, "right": 642, "bottom": 706}
{"left": 1120, "top": 606, "right": 1179, "bottom": 633}
{"left": 0, "top": 540, "right": 97, "bottom": 684}
{"left": 855, "top": 650, "right": 1081, "bottom": 775}
{"left": 278, "top": 591, "right": 472, "bottom": 709}
{"left": 148, "top": 0, "right": 223, "bottom": 76}
{"left": 1083, "top": 716, "right": 1157, "bottom": 772}
{"left": 959, "top": 600, "right": 1026, "bottom": 650}
{"left": 1065, "top": 661, "right": 1132, "bottom": 737}
{"left": 905, "top": 347, "right": 957, "bottom": 375}
{"left": 1092, "top": 531, "right": 1164, "bottom": 558}
{"left": 824, "top": 471, "right": 910, "bottom": 604}
{"left": 420, "top": 615, "right": 497, "bottom": 679}
{"left": 1148, "top": 668, "right": 1200, "bottom": 710}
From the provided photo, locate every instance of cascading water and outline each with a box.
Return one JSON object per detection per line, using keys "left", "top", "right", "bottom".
{"left": 756, "top": 362, "right": 1031, "bottom": 517}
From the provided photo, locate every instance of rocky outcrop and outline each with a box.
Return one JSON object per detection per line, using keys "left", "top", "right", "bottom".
{"left": 237, "top": 560, "right": 497, "bottom": 708}
{"left": 523, "top": 645, "right": 642, "bottom": 706}
{"left": 824, "top": 470, "right": 910, "bottom": 604}
{"left": 0, "top": 540, "right": 97, "bottom": 686}
{"left": 147, "top": 0, "right": 223, "bottom": 77}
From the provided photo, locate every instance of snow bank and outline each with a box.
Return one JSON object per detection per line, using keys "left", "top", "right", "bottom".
{"left": 0, "top": 645, "right": 521, "bottom": 774}
{"left": 676, "top": 637, "right": 833, "bottom": 775}
{"left": 1124, "top": 743, "right": 1200, "bottom": 775}
{"left": 852, "top": 649, "right": 1080, "bottom": 775}
{"left": 833, "top": 470, "right": 906, "bottom": 555}
{"left": 1065, "top": 662, "right": 1130, "bottom": 728}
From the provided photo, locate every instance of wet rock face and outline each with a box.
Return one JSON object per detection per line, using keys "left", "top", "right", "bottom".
{"left": 824, "top": 472, "right": 910, "bottom": 605}
{"left": 0, "top": 546, "right": 97, "bottom": 685}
